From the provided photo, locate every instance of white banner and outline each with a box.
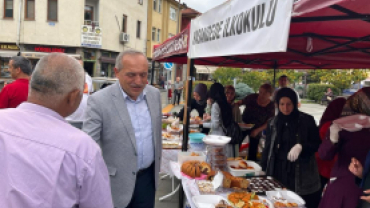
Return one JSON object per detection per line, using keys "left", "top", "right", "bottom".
{"left": 188, "top": 0, "right": 294, "bottom": 58}
{"left": 81, "top": 25, "right": 102, "bottom": 48}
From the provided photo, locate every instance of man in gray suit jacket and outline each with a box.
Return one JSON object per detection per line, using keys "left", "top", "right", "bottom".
{"left": 83, "top": 50, "right": 162, "bottom": 208}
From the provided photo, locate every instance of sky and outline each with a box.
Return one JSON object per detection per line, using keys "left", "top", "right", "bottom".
{"left": 181, "top": 0, "right": 226, "bottom": 13}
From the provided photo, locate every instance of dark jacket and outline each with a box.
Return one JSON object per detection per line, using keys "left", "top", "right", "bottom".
{"left": 178, "top": 99, "right": 206, "bottom": 121}
{"left": 261, "top": 112, "right": 321, "bottom": 195}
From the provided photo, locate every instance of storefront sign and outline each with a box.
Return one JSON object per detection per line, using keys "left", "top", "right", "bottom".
{"left": 0, "top": 44, "right": 19, "bottom": 50}
{"left": 153, "top": 24, "right": 189, "bottom": 61}
{"left": 34, "top": 46, "right": 65, "bottom": 53}
{"left": 81, "top": 25, "right": 102, "bottom": 48}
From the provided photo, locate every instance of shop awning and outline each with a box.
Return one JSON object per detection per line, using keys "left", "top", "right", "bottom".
{"left": 0, "top": 50, "right": 19, "bottom": 58}
{"left": 21, "top": 52, "right": 81, "bottom": 59}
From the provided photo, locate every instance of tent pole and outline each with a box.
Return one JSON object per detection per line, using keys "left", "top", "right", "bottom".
{"left": 182, "top": 58, "right": 194, "bottom": 152}
{"left": 151, "top": 61, "right": 155, "bottom": 85}
{"left": 179, "top": 58, "right": 194, "bottom": 208}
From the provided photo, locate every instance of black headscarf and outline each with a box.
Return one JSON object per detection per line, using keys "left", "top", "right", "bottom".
{"left": 275, "top": 88, "right": 300, "bottom": 122}
{"left": 208, "top": 83, "right": 233, "bottom": 128}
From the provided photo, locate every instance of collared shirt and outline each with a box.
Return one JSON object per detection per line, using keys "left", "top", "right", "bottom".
{"left": 0, "top": 103, "right": 113, "bottom": 208}
{"left": 119, "top": 85, "right": 154, "bottom": 171}
{"left": 0, "top": 78, "right": 29, "bottom": 108}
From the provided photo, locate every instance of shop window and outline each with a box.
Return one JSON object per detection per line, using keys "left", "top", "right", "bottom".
{"left": 101, "top": 51, "right": 110, "bottom": 57}
{"left": 0, "top": 58, "right": 11, "bottom": 78}
{"left": 25, "top": 0, "right": 35, "bottom": 20}
{"left": 101, "top": 63, "right": 109, "bottom": 77}
{"left": 83, "top": 49, "right": 96, "bottom": 60}
{"left": 47, "top": 0, "right": 58, "bottom": 21}
{"left": 4, "top": 0, "right": 14, "bottom": 18}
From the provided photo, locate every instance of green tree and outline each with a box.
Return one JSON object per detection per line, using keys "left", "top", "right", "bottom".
{"left": 265, "top": 69, "right": 304, "bottom": 87}
{"left": 240, "top": 71, "right": 268, "bottom": 91}
{"left": 319, "top": 69, "right": 367, "bottom": 92}
{"left": 212, "top": 67, "right": 243, "bottom": 86}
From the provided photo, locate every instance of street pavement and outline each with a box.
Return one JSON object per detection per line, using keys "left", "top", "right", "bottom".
{"left": 155, "top": 102, "right": 327, "bottom": 208}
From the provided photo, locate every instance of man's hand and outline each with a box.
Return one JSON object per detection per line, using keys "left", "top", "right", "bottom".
{"left": 349, "top": 157, "right": 363, "bottom": 179}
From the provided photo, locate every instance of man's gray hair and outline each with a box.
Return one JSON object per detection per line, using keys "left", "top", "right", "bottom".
{"left": 10, "top": 56, "right": 32, "bottom": 75}
{"left": 30, "top": 53, "right": 85, "bottom": 103}
{"left": 115, "top": 49, "right": 147, "bottom": 71}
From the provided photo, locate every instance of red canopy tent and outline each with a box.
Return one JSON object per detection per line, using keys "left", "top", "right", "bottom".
{"left": 153, "top": 0, "right": 370, "bottom": 69}
{"left": 154, "top": 0, "right": 370, "bottom": 151}
{"left": 156, "top": 1, "right": 370, "bottom": 205}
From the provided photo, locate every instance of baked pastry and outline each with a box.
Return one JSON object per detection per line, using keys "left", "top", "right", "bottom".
{"left": 239, "top": 161, "right": 248, "bottom": 169}
{"left": 223, "top": 178, "right": 231, "bottom": 188}
{"left": 200, "top": 162, "right": 212, "bottom": 175}
{"left": 230, "top": 177, "right": 250, "bottom": 189}
{"left": 222, "top": 171, "right": 250, "bottom": 189}
{"left": 181, "top": 161, "right": 211, "bottom": 178}
{"left": 190, "top": 152, "right": 200, "bottom": 156}
{"left": 207, "top": 170, "right": 216, "bottom": 181}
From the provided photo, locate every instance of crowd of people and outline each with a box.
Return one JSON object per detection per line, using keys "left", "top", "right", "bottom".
{"left": 0, "top": 50, "right": 370, "bottom": 208}
{"left": 174, "top": 74, "right": 370, "bottom": 208}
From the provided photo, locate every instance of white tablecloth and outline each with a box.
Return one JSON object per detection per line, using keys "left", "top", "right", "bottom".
{"left": 160, "top": 149, "right": 181, "bottom": 175}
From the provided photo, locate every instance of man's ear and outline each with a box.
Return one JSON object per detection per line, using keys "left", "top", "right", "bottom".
{"left": 67, "top": 89, "right": 82, "bottom": 107}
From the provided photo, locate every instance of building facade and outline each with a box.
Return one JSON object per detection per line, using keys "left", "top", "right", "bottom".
{"left": 0, "top": 0, "right": 148, "bottom": 77}
{"left": 146, "top": 0, "right": 183, "bottom": 86}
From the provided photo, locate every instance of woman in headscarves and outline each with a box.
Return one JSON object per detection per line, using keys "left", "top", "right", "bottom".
{"left": 201, "top": 83, "right": 236, "bottom": 157}
{"left": 319, "top": 87, "right": 370, "bottom": 208}
{"left": 261, "top": 88, "right": 321, "bottom": 208}
{"left": 177, "top": 83, "right": 208, "bottom": 121}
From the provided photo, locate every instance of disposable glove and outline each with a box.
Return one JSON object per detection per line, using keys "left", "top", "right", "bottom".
{"left": 287, "top": 144, "right": 302, "bottom": 162}
{"left": 329, "top": 123, "right": 342, "bottom": 144}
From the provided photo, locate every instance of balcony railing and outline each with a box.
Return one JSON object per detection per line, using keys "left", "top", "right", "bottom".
{"left": 84, "top": 20, "right": 100, "bottom": 27}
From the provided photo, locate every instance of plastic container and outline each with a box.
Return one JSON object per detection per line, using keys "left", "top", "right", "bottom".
{"left": 227, "top": 160, "right": 262, "bottom": 177}
{"left": 210, "top": 154, "right": 227, "bottom": 161}
{"left": 189, "top": 133, "right": 206, "bottom": 143}
{"left": 189, "top": 141, "right": 206, "bottom": 151}
{"left": 178, "top": 151, "right": 206, "bottom": 165}
{"left": 207, "top": 145, "right": 226, "bottom": 155}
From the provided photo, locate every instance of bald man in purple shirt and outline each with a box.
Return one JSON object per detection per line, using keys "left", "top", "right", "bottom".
{"left": 0, "top": 53, "right": 113, "bottom": 208}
